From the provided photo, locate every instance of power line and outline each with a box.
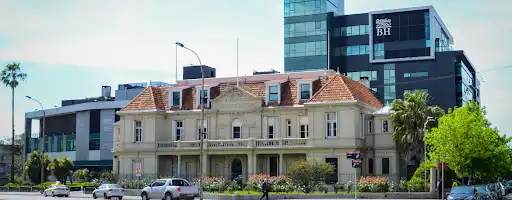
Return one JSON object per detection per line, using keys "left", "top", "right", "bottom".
{"left": 365, "top": 65, "right": 512, "bottom": 88}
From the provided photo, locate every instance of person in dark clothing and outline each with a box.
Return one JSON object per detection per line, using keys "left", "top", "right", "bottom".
{"left": 260, "top": 179, "right": 269, "bottom": 200}
{"left": 437, "top": 179, "right": 443, "bottom": 199}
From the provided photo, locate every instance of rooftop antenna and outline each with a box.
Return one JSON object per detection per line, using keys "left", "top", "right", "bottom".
{"left": 236, "top": 38, "right": 239, "bottom": 87}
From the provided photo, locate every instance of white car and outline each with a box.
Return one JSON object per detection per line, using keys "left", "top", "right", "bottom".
{"left": 92, "top": 184, "right": 124, "bottom": 199}
{"left": 43, "top": 184, "right": 70, "bottom": 197}
{"left": 140, "top": 178, "right": 199, "bottom": 200}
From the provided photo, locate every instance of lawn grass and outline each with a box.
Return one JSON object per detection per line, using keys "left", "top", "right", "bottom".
{"left": 4, "top": 181, "right": 97, "bottom": 188}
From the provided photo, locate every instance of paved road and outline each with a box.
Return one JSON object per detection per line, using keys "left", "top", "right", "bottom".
{"left": 0, "top": 191, "right": 140, "bottom": 200}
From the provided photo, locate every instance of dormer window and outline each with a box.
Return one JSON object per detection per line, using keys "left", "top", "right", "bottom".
{"left": 268, "top": 85, "right": 279, "bottom": 101}
{"left": 195, "top": 86, "right": 211, "bottom": 108}
{"left": 265, "top": 80, "right": 284, "bottom": 105}
{"left": 168, "top": 89, "right": 183, "bottom": 108}
{"left": 172, "top": 91, "right": 180, "bottom": 106}
{"left": 297, "top": 79, "right": 315, "bottom": 101}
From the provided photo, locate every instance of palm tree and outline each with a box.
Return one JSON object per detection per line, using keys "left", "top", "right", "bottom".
{"left": 390, "top": 90, "right": 444, "bottom": 179}
{"left": 1, "top": 62, "right": 27, "bottom": 183}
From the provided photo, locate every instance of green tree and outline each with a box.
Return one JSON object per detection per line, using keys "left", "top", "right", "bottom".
{"left": 24, "top": 151, "right": 50, "bottom": 184}
{"left": 49, "top": 157, "right": 74, "bottom": 183}
{"left": 2, "top": 133, "right": 25, "bottom": 181}
{"left": 1, "top": 62, "right": 27, "bottom": 183}
{"left": 425, "top": 101, "right": 511, "bottom": 182}
{"left": 287, "top": 159, "right": 334, "bottom": 193}
{"left": 390, "top": 90, "right": 444, "bottom": 178}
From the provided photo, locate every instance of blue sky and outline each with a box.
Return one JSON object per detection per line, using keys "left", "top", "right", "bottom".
{"left": 0, "top": 0, "right": 511, "bottom": 139}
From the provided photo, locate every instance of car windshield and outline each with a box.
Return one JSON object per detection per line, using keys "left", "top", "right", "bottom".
{"left": 107, "top": 184, "right": 121, "bottom": 189}
{"left": 475, "top": 186, "right": 489, "bottom": 193}
{"left": 56, "top": 186, "right": 68, "bottom": 189}
{"left": 507, "top": 181, "right": 512, "bottom": 186}
{"left": 450, "top": 186, "right": 474, "bottom": 194}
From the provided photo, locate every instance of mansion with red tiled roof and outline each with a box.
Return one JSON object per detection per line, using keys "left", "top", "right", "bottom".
{"left": 112, "top": 70, "right": 398, "bottom": 183}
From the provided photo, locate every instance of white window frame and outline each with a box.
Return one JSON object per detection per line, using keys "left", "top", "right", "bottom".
{"left": 267, "top": 117, "right": 277, "bottom": 139}
{"left": 299, "top": 116, "right": 309, "bottom": 138}
{"left": 265, "top": 83, "right": 281, "bottom": 104}
{"left": 169, "top": 89, "right": 183, "bottom": 108}
{"left": 174, "top": 120, "right": 184, "bottom": 141}
{"left": 296, "top": 80, "right": 313, "bottom": 101}
{"left": 195, "top": 86, "right": 211, "bottom": 108}
{"left": 326, "top": 113, "right": 337, "bottom": 138}
{"left": 382, "top": 120, "right": 389, "bottom": 133}
{"left": 232, "top": 119, "right": 242, "bottom": 139}
{"left": 134, "top": 120, "right": 143, "bottom": 142}
{"left": 286, "top": 119, "right": 292, "bottom": 137}
{"left": 197, "top": 119, "right": 208, "bottom": 140}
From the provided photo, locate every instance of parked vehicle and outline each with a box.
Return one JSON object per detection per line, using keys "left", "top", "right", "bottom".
{"left": 488, "top": 183, "right": 502, "bottom": 200}
{"left": 505, "top": 181, "right": 512, "bottom": 193}
{"left": 447, "top": 186, "right": 479, "bottom": 200}
{"left": 43, "top": 184, "right": 70, "bottom": 197}
{"left": 92, "top": 184, "right": 124, "bottom": 199}
{"left": 475, "top": 185, "right": 494, "bottom": 200}
{"left": 497, "top": 182, "right": 506, "bottom": 197}
{"left": 140, "top": 178, "right": 199, "bottom": 200}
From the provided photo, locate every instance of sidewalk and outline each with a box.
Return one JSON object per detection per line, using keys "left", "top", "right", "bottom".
{"left": 0, "top": 191, "right": 140, "bottom": 199}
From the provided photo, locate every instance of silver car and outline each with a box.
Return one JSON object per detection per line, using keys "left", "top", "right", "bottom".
{"left": 92, "top": 184, "right": 124, "bottom": 199}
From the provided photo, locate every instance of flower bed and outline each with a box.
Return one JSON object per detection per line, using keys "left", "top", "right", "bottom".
{"left": 357, "top": 176, "right": 389, "bottom": 192}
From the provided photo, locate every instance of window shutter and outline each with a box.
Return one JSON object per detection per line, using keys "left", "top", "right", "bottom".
{"left": 172, "top": 120, "right": 176, "bottom": 140}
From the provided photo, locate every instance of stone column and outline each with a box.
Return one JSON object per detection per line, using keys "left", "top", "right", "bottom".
{"left": 279, "top": 153, "right": 284, "bottom": 175}
{"left": 177, "top": 155, "right": 181, "bottom": 177}
{"left": 201, "top": 154, "right": 208, "bottom": 177}
{"left": 247, "top": 152, "right": 255, "bottom": 177}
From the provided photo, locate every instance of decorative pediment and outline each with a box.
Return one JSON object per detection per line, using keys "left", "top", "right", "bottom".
{"left": 211, "top": 86, "right": 262, "bottom": 111}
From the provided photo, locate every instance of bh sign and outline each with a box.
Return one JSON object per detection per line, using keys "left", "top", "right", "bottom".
{"left": 375, "top": 18, "right": 392, "bottom": 36}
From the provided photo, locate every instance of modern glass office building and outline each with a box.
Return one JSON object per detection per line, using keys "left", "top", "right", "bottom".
{"left": 283, "top": 4, "right": 480, "bottom": 110}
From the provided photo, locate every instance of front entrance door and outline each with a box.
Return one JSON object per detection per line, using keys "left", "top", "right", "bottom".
{"left": 231, "top": 159, "right": 242, "bottom": 180}
{"left": 269, "top": 157, "right": 278, "bottom": 176}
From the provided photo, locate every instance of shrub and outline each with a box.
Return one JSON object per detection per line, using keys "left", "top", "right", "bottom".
{"left": 357, "top": 176, "right": 389, "bottom": 193}
{"left": 245, "top": 174, "right": 295, "bottom": 192}
{"left": 407, "top": 177, "right": 429, "bottom": 192}
{"left": 73, "top": 169, "right": 89, "bottom": 181}
{"left": 117, "top": 179, "right": 151, "bottom": 189}
{"left": 197, "top": 176, "right": 228, "bottom": 192}
{"left": 344, "top": 181, "right": 355, "bottom": 193}
{"left": 287, "top": 160, "right": 334, "bottom": 193}
{"left": 333, "top": 183, "right": 344, "bottom": 193}
{"left": 100, "top": 170, "right": 117, "bottom": 183}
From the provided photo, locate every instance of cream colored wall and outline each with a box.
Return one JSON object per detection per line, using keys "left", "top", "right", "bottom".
{"left": 119, "top": 114, "right": 157, "bottom": 143}
{"left": 118, "top": 153, "right": 157, "bottom": 175}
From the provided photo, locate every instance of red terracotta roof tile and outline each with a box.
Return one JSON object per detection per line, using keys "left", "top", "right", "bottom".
{"left": 123, "top": 74, "right": 383, "bottom": 111}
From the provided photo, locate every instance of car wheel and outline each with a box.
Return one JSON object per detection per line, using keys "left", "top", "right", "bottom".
{"left": 118, "top": 197, "right": 122, "bottom": 200}
{"left": 65, "top": 195, "right": 69, "bottom": 197}
{"left": 141, "top": 192, "right": 149, "bottom": 200}
{"left": 164, "top": 192, "right": 172, "bottom": 200}
{"left": 93, "top": 193, "right": 97, "bottom": 199}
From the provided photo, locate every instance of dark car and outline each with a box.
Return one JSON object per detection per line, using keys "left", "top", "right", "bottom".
{"left": 475, "top": 185, "right": 494, "bottom": 200}
{"left": 488, "top": 183, "right": 502, "bottom": 200}
{"left": 447, "top": 186, "right": 479, "bottom": 200}
{"left": 505, "top": 181, "right": 512, "bottom": 193}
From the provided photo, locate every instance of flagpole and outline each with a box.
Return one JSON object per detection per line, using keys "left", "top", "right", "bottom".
{"left": 236, "top": 38, "right": 239, "bottom": 87}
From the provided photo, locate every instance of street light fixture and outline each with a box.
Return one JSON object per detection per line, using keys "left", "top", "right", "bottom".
{"left": 176, "top": 41, "right": 205, "bottom": 200}
{"left": 26, "top": 96, "right": 46, "bottom": 192}
{"left": 423, "top": 116, "right": 435, "bottom": 192}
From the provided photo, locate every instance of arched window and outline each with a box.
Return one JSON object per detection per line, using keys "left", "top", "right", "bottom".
{"left": 232, "top": 119, "right": 242, "bottom": 139}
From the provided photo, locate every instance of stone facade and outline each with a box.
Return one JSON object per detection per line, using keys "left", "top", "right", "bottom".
{"left": 113, "top": 70, "right": 398, "bottom": 183}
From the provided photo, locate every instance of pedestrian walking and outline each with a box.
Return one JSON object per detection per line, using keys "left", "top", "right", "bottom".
{"left": 260, "top": 179, "right": 269, "bottom": 200}
{"left": 437, "top": 179, "right": 443, "bottom": 199}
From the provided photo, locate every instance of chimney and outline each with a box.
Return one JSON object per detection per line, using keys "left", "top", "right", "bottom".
{"left": 102, "top": 86, "right": 112, "bottom": 98}
{"left": 359, "top": 77, "right": 370, "bottom": 88}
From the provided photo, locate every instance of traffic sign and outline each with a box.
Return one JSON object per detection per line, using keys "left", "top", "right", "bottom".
{"left": 346, "top": 151, "right": 362, "bottom": 160}
{"left": 135, "top": 168, "right": 142, "bottom": 177}
{"left": 352, "top": 159, "right": 361, "bottom": 168}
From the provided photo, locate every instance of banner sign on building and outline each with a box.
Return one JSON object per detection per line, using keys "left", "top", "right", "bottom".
{"left": 375, "top": 18, "right": 392, "bottom": 36}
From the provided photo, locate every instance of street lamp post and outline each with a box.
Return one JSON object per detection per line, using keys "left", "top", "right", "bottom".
{"left": 26, "top": 96, "right": 46, "bottom": 192}
{"left": 423, "top": 116, "right": 435, "bottom": 192}
{"left": 176, "top": 42, "right": 205, "bottom": 200}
